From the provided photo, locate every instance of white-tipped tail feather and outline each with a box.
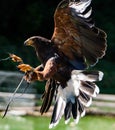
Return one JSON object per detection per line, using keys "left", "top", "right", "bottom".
{"left": 49, "top": 70, "right": 103, "bottom": 128}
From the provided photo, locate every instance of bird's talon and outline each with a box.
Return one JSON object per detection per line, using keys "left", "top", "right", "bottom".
{"left": 9, "top": 54, "right": 23, "bottom": 63}
{"left": 17, "top": 64, "right": 33, "bottom": 73}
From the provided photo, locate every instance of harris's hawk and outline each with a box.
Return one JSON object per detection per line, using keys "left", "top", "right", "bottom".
{"left": 20, "top": 0, "right": 107, "bottom": 128}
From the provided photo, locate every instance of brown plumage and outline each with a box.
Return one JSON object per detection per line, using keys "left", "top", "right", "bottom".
{"left": 51, "top": 0, "right": 107, "bottom": 67}
{"left": 40, "top": 79, "right": 56, "bottom": 114}
{"left": 19, "top": 0, "right": 107, "bottom": 128}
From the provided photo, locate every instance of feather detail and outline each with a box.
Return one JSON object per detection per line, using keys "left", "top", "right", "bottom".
{"left": 64, "top": 101, "right": 72, "bottom": 124}
{"left": 77, "top": 99, "right": 85, "bottom": 117}
{"left": 71, "top": 97, "right": 80, "bottom": 124}
{"left": 49, "top": 69, "right": 103, "bottom": 128}
{"left": 40, "top": 79, "right": 56, "bottom": 114}
{"left": 49, "top": 96, "right": 66, "bottom": 129}
{"left": 72, "top": 70, "right": 104, "bottom": 82}
{"left": 52, "top": 0, "right": 107, "bottom": 68}
{"left": 80, "top": 81, "right": 100, "bottom": 97}
{"left": 78, "top": 90, "right": 92, "bottom": 107}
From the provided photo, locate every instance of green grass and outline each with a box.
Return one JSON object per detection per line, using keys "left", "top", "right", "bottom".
{"left": 0, "top": 115, "right": 115, "bottom": 130}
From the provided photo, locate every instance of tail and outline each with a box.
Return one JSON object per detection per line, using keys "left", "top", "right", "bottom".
{"left": 49, "top": 70, "right": 103, "bottom": 128}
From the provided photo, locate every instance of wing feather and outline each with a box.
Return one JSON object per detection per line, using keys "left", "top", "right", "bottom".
{"left": 40, "top": 79, "right": 56, "bottom": 114}
{"left": 51, "top": 0, "right": 107, "bottom": 68}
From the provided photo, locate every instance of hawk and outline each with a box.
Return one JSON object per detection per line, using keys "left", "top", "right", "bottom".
{"left": 19, "top": 0, "right": 107, "bottom": 128}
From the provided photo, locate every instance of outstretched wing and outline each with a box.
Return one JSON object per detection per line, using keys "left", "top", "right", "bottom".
{"left": 51, "top": 0, "right": 107, "bottom": 69}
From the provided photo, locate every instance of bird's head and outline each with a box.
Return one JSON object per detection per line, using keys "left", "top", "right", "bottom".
{"left": 24, "top": 36, "right": 39, "bottom": 47}
{"left": 24, "top": 36, "right": 51, "bottom": 47}
{"left": 24, "top": 36, "right": 52, "bottom": 62}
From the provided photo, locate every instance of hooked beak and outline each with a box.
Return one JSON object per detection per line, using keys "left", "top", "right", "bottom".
{"left": 24, "top": 38, "right": 34, "bottom": 46}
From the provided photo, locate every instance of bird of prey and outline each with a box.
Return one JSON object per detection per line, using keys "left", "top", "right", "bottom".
{"left": 18, "top": 0, "right": 107, "bottom": 128}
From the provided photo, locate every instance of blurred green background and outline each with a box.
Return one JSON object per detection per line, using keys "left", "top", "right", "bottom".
{"left": 0, "top": 0, "right": 115, "bottom": 94}
{"left": 0, "top": 115, "right": 115, "bottom": 130}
